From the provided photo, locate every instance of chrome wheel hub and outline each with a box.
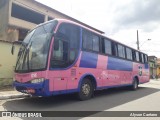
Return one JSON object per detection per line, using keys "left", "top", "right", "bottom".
{"left": 82, "top": 84, "right": 90, "bottom": 95}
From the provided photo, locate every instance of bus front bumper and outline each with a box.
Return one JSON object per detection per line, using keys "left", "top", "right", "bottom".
{"left": 13, "top": 80, "right": 50, "bottom": 96}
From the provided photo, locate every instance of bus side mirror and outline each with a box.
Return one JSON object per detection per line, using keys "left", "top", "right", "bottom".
{"left": 11, "top": 43, "right": 15, "bottom": 55}
{"left": 11, "top": 41, "right": 22, "bottom": 55}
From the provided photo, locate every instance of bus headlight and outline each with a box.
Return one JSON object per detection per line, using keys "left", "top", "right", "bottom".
{"left": 31, "top": 78, "right": 44, "bottom": 83}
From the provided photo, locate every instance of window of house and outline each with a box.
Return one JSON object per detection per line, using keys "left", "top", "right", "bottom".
{"left": 48, "top": 16, "right": 54, "bottom": 21}
{"left": 11, "top": 3, "right": 45, "bottom": 24}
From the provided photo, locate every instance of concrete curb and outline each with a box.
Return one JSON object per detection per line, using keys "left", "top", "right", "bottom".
{"left": 0, "top": 94, "right": 31, "bottom": 100}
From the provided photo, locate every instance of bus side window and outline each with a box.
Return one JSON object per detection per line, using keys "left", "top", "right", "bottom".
{"left": 144, "top": 55, "right": 148, "bottom": 63}
{"left": 118, "top": 44, "right": 125, "bottom": 58}
{"left": 135, "top": 51, "right": 140, "bottom": 62}
{"left": 102, "top": 38, "right": 112, "bottom": 55}
{"left": 126, "top": 47, "right": 133, "bottom": 60}
{"left": 132, "top": 50, "right": 136, "bottom": 61}
{"left": 92, "top": 34, "right": 100, "bottom": 52}
{"left": 83, "top": 30, "right": 92, "bottom": 50}
{"left": 139, "top": 53, "right": 142, "bottom": 63}
{"left": 83, "top": 29, "right": 100, "bottom": 52}
{"left": 51, "top": 23, "right": 80, "bottom": 68}
{"left": 112, "top": 43, "right": 118, "bottom": 56}
{"left": 141, "top": 53, "right": 144, "bottom": 63}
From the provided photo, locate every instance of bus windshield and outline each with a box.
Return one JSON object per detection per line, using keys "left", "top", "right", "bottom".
{"left": 15, "top": 20, "right": 58, "bottom": 73}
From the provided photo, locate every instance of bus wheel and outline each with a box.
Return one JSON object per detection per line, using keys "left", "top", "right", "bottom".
{"left": 78, "top": 78, "right": 93, "bottom": 101}
{"left": 131, "top": 78, "right": 138, "bottom": 90}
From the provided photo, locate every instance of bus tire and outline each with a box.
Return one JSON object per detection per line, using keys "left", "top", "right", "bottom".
{"left": 131, "top": 78, "right": 138, "bottom": 90}
{"left": 77, "top": 78, "right": 94, "bottom": 101}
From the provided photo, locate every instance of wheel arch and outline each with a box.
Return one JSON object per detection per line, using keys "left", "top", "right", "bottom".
{"left": 133, "top": 75, "right": 139, "bottom": 84}
{"left": 78, "top": 73, "right": 97, "bottom": 91}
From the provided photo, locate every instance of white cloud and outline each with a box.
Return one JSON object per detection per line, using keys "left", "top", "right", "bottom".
{"left": 36, "top": 0, "right": 160, "bottom": 57}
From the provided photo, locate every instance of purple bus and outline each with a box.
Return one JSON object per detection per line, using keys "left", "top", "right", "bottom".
{"left": 12, "top": 19, "right": 150, "bottom": 100}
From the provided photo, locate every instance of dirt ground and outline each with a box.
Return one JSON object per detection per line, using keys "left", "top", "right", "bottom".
{"left": 0, "top": 85, "right": 14, "bottom": 91}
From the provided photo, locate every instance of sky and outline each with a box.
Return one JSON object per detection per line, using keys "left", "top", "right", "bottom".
{"left": 36, "top": 0, "right": 160, "bottom": 57}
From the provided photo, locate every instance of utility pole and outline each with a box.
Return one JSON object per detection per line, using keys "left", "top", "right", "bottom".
{"left": 137, "top": 30, "right": 140, "bottom": 50}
